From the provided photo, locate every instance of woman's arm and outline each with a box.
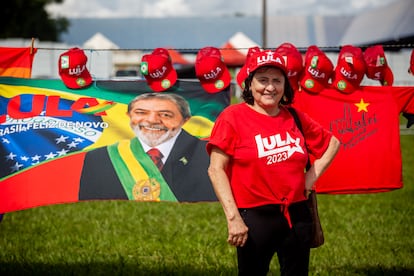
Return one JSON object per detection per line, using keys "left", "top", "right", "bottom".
{"left": 305, "top": 135, "right": 341, "bottom": 196}
{"left": 208, "top": 146, "right": 248, "bottom": 247}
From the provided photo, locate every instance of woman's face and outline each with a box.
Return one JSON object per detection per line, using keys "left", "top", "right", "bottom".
{"left": 250, "top": 66, "right": 285, "bottom": 111}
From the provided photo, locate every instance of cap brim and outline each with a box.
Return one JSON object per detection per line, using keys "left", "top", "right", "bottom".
{"left": 332, "top": 77, "right": 358, "bottom": 94}
{"left": 200, "top": 69, "right": 231, "bottom": 93}
{"left": 366, "top": 66, "right": 394, "bottom": 86}
{"left": 381, "top": 66, "right": 394, "bottom": 86}
{"left": 300, "top": 74, "right": 326, "bottom": 94}
{"left": 288, "top": 75, "right": 300, "bottom": 91}
{"left": 60, "top": 71, "right": 92, "bottom": 89}
{"left": 236, "top": 65, "right": 248, "bottom": 89}
{"left": 145, "top": 69, "right": 177, "bottom": 92}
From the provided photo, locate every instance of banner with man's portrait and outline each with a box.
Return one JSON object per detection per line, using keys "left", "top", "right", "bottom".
{"left": 0, "top": 78, "right": 230, "bottom": 212}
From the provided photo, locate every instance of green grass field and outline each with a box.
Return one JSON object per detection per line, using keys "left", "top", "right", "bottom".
{"left": 1, "top": 129, "right": 413, "bottom": 275}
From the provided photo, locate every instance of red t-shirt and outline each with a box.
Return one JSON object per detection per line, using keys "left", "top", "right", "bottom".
{"left": 207, "top": 103, "right": 332, "bottom": 208}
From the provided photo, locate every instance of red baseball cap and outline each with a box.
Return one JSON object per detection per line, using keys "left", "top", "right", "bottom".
{"left": 140, "top": 48, "right": 177, "bottom": 92}
{"left": 236, "top": 46, "right": 261, "bottom": 89}
{"left": 332, "top": 45, "right": 366, "bottom": 94}
{"left": 247, "top": 50, "right": 287, "bottom": 77}
{"left": 363, "top": 45, "right": 394, "bottom": 86}
{"left": 195, "top": 46, "right": 231, "bottom": 93}
{"left": 275, "top": 42, "right": 303, "bottom": 91}
{"left": 300, "top": 45, "right": 333, "bottom": 94}
{"left": 409, "top": 49, "right": 414, "bottom": 75}
{"left": 58, "top": 48, "right": 92, "bottom": 89}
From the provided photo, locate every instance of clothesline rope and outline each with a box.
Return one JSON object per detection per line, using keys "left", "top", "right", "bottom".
{"left": 34, "top": 43, "right": 414, "bottom": 53}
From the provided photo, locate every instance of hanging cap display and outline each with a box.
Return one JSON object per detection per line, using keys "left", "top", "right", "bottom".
{"left": 58, "top": 47, "right": 92, "bottom": 89}
{"left": 195, "top": 46, "right": 231, "bottom": 93}
{"left": 275, "top": 42, "right": 304, "bottom": 91}
{"left": 363, "top": 45, "right": 394, "bottom": 86}
{"left": 299, "top": 45, "right": 334, "bottom": 94}
{"left": 236, "top": 46, "right": 261, "bottom": 89}
{"left": 332, "top": 45, "right": 366, "bottom": 94}
{"left": 140, "top": 48, "right": 177, "bottom": 92}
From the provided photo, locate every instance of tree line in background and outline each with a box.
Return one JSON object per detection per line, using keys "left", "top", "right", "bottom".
{"left": 1, "top": 0, "right": 69, "bottom": 42}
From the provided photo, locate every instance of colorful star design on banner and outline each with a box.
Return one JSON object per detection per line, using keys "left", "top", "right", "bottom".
{"left": 355, "top": 98, "right": 370, "bottom": 112}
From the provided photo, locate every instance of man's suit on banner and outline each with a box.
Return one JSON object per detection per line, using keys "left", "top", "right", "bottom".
{"left": 79, "top": 130, "right": 217, "bottom": 202}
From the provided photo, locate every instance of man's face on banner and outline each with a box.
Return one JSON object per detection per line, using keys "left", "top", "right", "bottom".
{"left": 128, "top": 98, "right": 188, "bottom": 147}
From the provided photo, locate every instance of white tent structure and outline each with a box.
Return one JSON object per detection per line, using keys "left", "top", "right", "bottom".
{"left": 220, "top": 32, "right": 260, "bottom": 67}
{"left": 227, "top": 32, "right": 260, "bottom": 56}
{"left": 83, "top": 32, "right": 119, "bottom": 50}
{"left": 83, "top": 32, "right": 144, "bottom": 78}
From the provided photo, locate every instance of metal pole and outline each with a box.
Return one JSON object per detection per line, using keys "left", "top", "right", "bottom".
{"left": 262, "top": 0, "right": 267, "bottom": 49}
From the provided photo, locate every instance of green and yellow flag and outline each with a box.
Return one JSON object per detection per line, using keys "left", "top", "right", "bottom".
{"left": 0, "top": 77, "right": 230, "bottom": 212}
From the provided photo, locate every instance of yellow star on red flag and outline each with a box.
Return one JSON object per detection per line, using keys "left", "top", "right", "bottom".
{"left": 355, "top": 98, "right": 370, "bottom": 112}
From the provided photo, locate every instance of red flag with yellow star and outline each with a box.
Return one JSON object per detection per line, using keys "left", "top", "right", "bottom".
{"left": 293, "top": 86, "right": 402, "bottom": 194}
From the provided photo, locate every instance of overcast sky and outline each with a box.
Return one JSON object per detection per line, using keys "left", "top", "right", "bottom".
{"left": 46, "top": 0, "right": 397, "bottom": 18}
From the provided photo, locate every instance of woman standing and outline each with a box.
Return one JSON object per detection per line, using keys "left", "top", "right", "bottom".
{"left": 207, "top": 50, "right": 340, "bottom": 275}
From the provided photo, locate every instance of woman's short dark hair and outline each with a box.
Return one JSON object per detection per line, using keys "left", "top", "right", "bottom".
{"left": 241, "top": 66, "right": 294, "bottom": 106}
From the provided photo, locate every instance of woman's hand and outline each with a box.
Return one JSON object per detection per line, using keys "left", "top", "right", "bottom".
{"left": 208, "top": 147, "right": 249, "bottom": 247}
{"left": 227, "top": 216, "right": 249, "bottom": 247}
